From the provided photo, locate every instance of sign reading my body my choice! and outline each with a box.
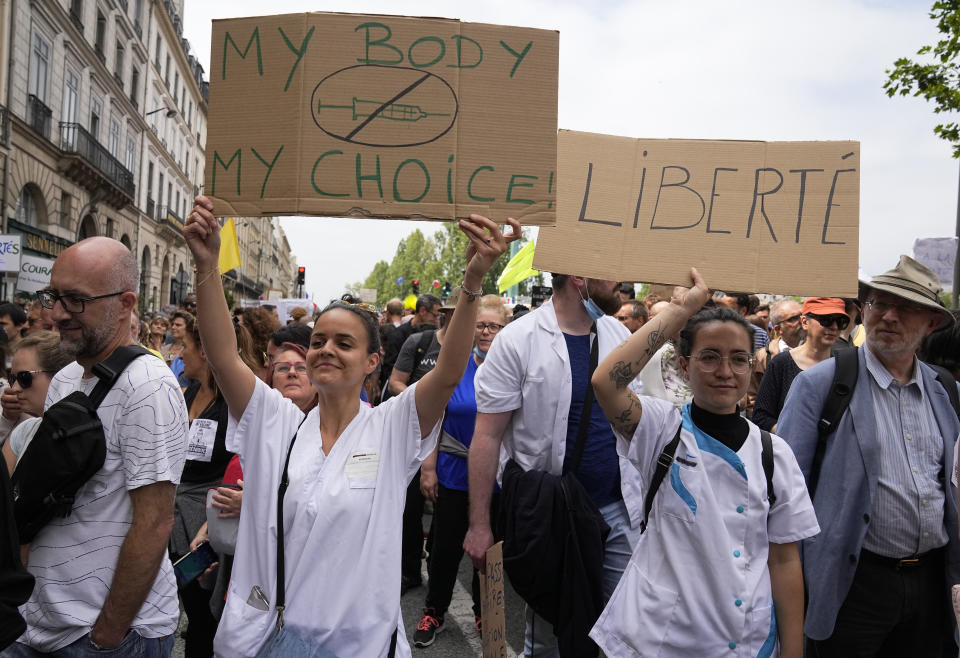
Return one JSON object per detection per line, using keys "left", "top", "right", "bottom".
{"left": 534, "top": 131, "right": 861, "bottom": 297}
{"left": 205, "top": 12, "right": 559, "bottom": 225}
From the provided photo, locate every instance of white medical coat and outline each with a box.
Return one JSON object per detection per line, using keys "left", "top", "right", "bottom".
{"left": 213, "top": 379, "right": 439, "bottom": 657}
{"left": 590, "top": 399, "right": 819, "bottom": 657}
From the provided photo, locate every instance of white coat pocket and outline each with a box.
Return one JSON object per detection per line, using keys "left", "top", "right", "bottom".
{"left": 660, "top": 463, "right": 701, "bottom": 524}
{"left": 591, "top": 561, "right": 680, "bottom": 656}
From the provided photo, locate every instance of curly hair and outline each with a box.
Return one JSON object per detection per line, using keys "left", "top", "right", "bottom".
{"left": 242, "top": 306, "right": 282, "bottom": 361}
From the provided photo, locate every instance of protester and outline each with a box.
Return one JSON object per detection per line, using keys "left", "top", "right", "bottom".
{"left": 146, "top": 314, "right": 170, "bottom": 353}
{"left": 0, "top": 332, "right": 71, "bottom": 476}
{"left": 288, "top": 306, "right": 308, "bottom": 325}
{"left": 266, "top": 322, "right": 312, "bottom": 363}
{"left": 831, "top": 297, "right": 864, "bottom": 354}
{"left": 744, "top": 299, "right": 804, "bottom": 418}
{"left": 635, "top": 316, "right": 692, "bottom": 407}
{"left": 241, "top": 306, "right": 282, "bottom": 381}
{"left": 170, "top": 314, "right": 234, "bottom": 658}
{"left": 588, "top": 270, "right": 818, "bottom": 657}
{"left": 614, "top": 299, "right": 648, "bottom": 333}
{"left": 753, "top": 297, "right": 846, "bottom": 431}
{"left": 618, "top": 283, "right": 635, "bottom": 301}
{"left": 464, "top": 272, "right": 636, "bottom": 656}
{"left": 3, "top": 237, "right": 188, "bottom": 656}
{"left": 182, "top": 293, "right": 197, "bottom": 314}
{"left": 0, "top": 303, "right": 26, "bottom": 354}
{"left": 412, "top": 295, "right": 508, "bottom": 646}
{"left": 642, "top": 293, "right": 663, "bottom": 310}
{"left": 778, "top": 255, "right": 960, "bottom": 656}
{"left": 185, "top": 195, "right": 517, "bottom": 656}
{"left": 918, "top": 309, "right": 960, "bottom": 378}
{"left": 24, "top": 301, "right": 53, "bottom": 335}
{"left": 380, "top": 294, "right": 441, "bottom": 396}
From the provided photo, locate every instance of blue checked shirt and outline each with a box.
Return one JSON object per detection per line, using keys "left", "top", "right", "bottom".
{"left": 861, "top": 347, "right": 948, "bottom": 557}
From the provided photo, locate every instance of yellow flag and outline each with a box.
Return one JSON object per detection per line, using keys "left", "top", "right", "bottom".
{"left": 218, "top": 217, "right": 242, "bottom": 273}
{"left": 403, "top": 294, "right": 418, "bottom": 310}
{"left": 497, "top": 240, "right": 538, "bottom": 293}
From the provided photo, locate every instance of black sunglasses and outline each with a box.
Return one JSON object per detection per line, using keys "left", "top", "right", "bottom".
{"left": 8, "top": 369, "right": 53, "bottom": 389}
{"left": 805, "top": 313, "right": 850, "bottom": 330}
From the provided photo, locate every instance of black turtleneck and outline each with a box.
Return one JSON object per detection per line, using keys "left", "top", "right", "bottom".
{"left": 690, "top": 401, "right": 749, "bottom": 453}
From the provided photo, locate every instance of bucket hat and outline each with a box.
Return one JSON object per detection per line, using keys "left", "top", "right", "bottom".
{"left": 862, "top": 255, "right": 954, "bottom": 327}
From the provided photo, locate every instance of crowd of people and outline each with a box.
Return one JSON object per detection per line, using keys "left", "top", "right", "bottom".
{"left": 0, "top": 194, "right": 958, "bottom": 658}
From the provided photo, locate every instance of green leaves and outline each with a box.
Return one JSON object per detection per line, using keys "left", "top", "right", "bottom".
{"left": 884, "top": 0, "right": 960, "bottom": 157}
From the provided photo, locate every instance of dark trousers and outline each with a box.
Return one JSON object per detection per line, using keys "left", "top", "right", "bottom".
{"left": 424, "top": 484, "right": 500, "bottom": 618}
{"left": 401, "top": 468, "right": 425, "bottom": 582}
{"left": 806, "top": 548, "right": 948, "bottom": 658}
{"left": 179, "top": 577, "right": 217, "bottom": 658}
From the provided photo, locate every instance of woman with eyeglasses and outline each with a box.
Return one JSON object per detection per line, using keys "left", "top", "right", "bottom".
{"left": 184, "top": 195, "right": 517, "bottom": 657}
{"left": 411, "top": 296, "right": 507, "bottom": 648}
{"left": 0, "top": 332, "right": 72, "bottom": 477}
{"left": 752, "top": 297, "right": 848, "bottom": 433}
{"left": 588, "top": 270, "right": 818, "bottom": 658}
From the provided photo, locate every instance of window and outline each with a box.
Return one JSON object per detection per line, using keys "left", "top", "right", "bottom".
{"left": 28, "top": 32, "right": 51, "bottom": 102}
{"left": 115, "top": 40, "right": 125, "bottom": 79}
{"left": 89, "top": 95, "right": 103, "bottom": 140}
{"left": 174, "top": 72, "right": 179, "bottom": 104}
{"left": 109, "top": 116, "right": 120, "bottom": 156}
{"left": 155, "top": 36, "right": 162, "bottom": 70}
{"left": 131, "top": 67, "right": 139, "bottom": 102}
{"left": 167, "top": 182, "right": 172, "bottom": 209}
{"left": 165, "top": 55, "right": 170, "bottom": 87}
{"left": 158, "top": 172, "right": 164, "bottom": 211}
{"left": 61, "top": 191, "right": 73, "bottom": 227}
{"left": 95, "top": 12, "right": 106, "bottom": 56}
{"left": 147, "top": 161, "right": 154, "bottom": 199}
{"left": 70, "top": 0, "right": 83, "bottom": 20}
{"left": 187, "top": 100, "right": 192, "bottom": 129}
{"left": 125, "top": 134, "right": 136, "bottom": 172}
{"left": 15, "top": 186, "right": 39, "bottom": 227}
{"left": 175, "top": 190, "right": 180, "bottom": 216}
{"left": 61, "top": 68, "right": 80, "bottom": 147}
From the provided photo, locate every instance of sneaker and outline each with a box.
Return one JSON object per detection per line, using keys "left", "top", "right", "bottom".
{"left": 474, "top": 616, "right": 482, "bottom": 636}
{"left": 413, "top": 610, "right": 445, "bottom": 648}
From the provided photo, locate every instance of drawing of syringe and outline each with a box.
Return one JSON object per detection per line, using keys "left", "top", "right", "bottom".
{"left": 316, "top": 97, "right": 450, "bottom": 122}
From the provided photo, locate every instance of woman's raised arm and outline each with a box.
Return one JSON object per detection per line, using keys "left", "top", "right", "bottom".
{"left": 184, "top": 196, "right": 257, "bottom": 420}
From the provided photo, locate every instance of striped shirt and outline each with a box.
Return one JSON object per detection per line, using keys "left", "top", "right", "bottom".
{"left": 861, "top": 346, "right": 948, "bottom": 557}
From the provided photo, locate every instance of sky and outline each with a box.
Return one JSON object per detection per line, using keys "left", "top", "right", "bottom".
{"left": 182, "top": 0, "right": 958, "bottom": 303}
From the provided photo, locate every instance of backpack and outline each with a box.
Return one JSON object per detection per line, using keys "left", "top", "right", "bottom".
{"left": 379, "top": 329, "right": 436, "bottom": 404}
{"left": 642, "top": 422, "right": 775, "bottom": 533}
{"left": 809, "top": 348, "right": 960, "bottom": 498}
{"left": 11, "top": 345, "right": 150, "bottom": 543}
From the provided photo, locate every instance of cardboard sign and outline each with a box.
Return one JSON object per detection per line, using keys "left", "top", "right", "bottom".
{"left": 16, "top": 255, "right": 54, "bottom": 293}
{"left": 205, "top": 12, "right": 558, "bottom": 225}
{"left": 0, "top": 235, "right": 22, "bottom": 273}
{"left": 913, "top": 237, "right": 957, "bottom": 291}
{"left": 534, "top": 131, "right": 860, "bottom": 297}
{"left": 480, "top": 541, "right": 506, "bottom": 658}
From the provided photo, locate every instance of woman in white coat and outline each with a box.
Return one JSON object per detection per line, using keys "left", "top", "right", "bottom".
{"left": 184, "top": 195, "right": 518, "bottom": 658}
{"left": 589, "top": 269, "right": 819, "bottom": 658}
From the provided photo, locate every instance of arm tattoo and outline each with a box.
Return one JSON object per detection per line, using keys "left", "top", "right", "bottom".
{"left": 609, "top": 360, "right": 637, "bottom": 389}
{"left": 613, "top": 394, "right": 642, "bottom": 439}
{"left": 642, "top": 324, "right": 666, "bottom": 361}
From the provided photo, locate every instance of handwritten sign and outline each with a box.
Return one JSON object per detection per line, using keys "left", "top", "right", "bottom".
{"left": 480, "top": 541, "right": 506, "bottom": 658}
{"left": 0, "top": 235, "right": 22, "bottom": 273}
{"left": 205, "top": 12, "right": 558, "bottom": 225}
{"left": 913, "top": 237, "right": 957, "bottom": 291}
{"left": 534, "top": 131, "right": 860, "bottom": 297}
{"left": 15, "top": 255, "right": 54, "bottom": 293}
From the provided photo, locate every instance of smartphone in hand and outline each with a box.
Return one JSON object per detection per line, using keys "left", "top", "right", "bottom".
{"left": 173, "top": 540, "right": 217, "bottom": 588}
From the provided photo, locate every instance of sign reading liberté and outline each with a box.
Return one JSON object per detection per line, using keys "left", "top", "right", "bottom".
{"left": 205, "top": 12, "right": 558, "bottom": 225}
{"left": 534, "top": 131, "right": 861, "bottom": 297}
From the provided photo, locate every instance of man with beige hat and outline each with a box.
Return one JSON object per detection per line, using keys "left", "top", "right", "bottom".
{"left": 779, "top": 255, "right": 960, "bottom": 657}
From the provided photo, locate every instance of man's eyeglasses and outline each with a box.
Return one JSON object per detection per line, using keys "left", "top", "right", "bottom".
{"left": 805, "top": 313, "right": 850, "bottom": 330}
{"left": 184, "top": 301, "right": 197, "bottom": 308}
{"left": 274, "top": 361, "right": 307, "bottom": 375}
{"left": 475, "top": 322, "right": 504, "bottom": 333}
{"left": 38, "top": 289, "right": 127, "bottom": 314}
{"left": 8, "top": 369, "right": 53, "bottom": 389}
{"left": 690, "top": 350, "right": 753, "bottom": 374}
{"left": 779, "top": 314, "right": 802, "bottom": 325}
{"left": 864, "top": 299, "right": 928, "bottom": 316}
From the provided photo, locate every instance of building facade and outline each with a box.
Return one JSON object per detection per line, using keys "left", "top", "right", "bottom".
{"left": 224, "top": 216, "right": 296, "bottom": 303}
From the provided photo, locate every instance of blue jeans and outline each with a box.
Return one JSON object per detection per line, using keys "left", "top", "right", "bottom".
{"left": 522, "top": 498, "right": 640, "bottom": 658}
{"left": 1, "top": 631, "right": 173, "bottom": 657}
{"left": 253, "top": 629, "right": 340, "bottom": 658}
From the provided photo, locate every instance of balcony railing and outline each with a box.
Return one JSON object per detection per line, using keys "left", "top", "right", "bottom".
{"left": 0, "top": 105, "right": 8, "bottom": 147}
{"left": 59, "top": 123, "right": 135, "bottom": 198}
{"left": 26, "top": 95, "right": 52, "bottom": 140}
{"left": 69, "top": 10, "right": 84, "bottom": 33}
{"left": 166, "top": 208, "right": 184, "bottom": 232}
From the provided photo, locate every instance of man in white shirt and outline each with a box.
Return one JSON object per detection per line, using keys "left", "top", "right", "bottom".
{"left": 464, "top": 274, "right": 640, "bottom": 656}
{"left": 2, "top": 238, "right": 188, "bottom": 657}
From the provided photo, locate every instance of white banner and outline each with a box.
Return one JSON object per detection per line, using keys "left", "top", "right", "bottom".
{"left": 913, "top": 237, "right": 957, "bottom": 292}
{"left": 269, "top": 298, "right": 316, "bottom": 324}
{"left": 0, "top": 235, "right": 22, "bottom": 273}
{"left": 16, "top": 254, "right": 55, "bottom": 293}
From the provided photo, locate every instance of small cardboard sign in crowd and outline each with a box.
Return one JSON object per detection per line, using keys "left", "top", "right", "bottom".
{"left": 204, "top": 10, "right": 862, "bottom": 297}
{"left": 0, "top": 235, "right": 56, "bottom": 295}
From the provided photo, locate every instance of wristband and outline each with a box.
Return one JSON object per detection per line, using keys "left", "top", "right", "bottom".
{"left": 461, "top": 283, "right": 482, "bottom": 301}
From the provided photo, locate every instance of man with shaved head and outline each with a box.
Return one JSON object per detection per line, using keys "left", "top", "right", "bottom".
{"left": 4, "top": 238, "right": 188, "bottom": 656}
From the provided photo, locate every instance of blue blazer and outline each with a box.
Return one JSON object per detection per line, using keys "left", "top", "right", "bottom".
{"left": 778, "top": 345, "right": 960, "bottom": 641}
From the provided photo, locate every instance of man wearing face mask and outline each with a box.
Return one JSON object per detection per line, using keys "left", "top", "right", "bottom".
{"left": 464, "top": 273, "right": 640, "bottom": 656}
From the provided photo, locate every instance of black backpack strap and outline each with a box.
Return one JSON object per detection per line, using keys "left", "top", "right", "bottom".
{"left": 929, "top": 364, "right": 960, "bottom": 420}
{"left": 89, "top": 345, "right": 152, "bottom": 408}
{"left": 640, "top": 422, "right": 682, "bottom": 534}
{"left": 809, "top": 348, "right": 859, "bottom": 499}
{"left": 274, "top": 414, "right": 309, "bottom": 631}
{"left": 760, "top": 429, "right": 776, "bottom": 507}
{"left": 564, "top": 323, "right": 598, "bottom": 476}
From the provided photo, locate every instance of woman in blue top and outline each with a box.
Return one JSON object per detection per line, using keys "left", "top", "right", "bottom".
{"left": 412, "top": 296, "right": 508, "bottom": 648}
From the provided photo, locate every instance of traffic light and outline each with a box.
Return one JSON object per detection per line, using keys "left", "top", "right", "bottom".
{"left": 443, "top": 281, "right": 451, "bottom": 296}
{"left": 412, "top": 279, "right": 419, "bottom": 295}
{"left": 297, "top": 266, "right": 305, "bottom": 285}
